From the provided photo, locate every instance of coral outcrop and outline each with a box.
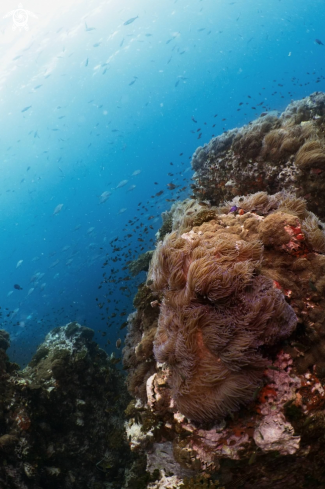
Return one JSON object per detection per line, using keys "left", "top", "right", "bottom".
{"left": 191, "top": 92, "right": 325, "bottom": 218}
{"left": 123, "top": 190, "right": 325, "bottom": 488}
{"left": 0, "top": 323, "right": 132, "bottom": 489}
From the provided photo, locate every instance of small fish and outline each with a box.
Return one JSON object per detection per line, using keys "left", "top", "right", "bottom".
{"left": 27, "top": 287, "right": 34, "bottom": 296}
{"left": 34, "top": 84, "right": 42, "bottom": 90}
{"left": 116, "top": 179, "right": 128, "bottom": 189}
{"left": 123, "top": 16, "right": 138, "bottom": 26}
{"left": 99, "top": 191, "right": 111, "bottom": 204}
{"left": 85, "top": 58, "right": 88, "bottom": 67}
{"left": 315, "top": 39, "right": 324, "bottom": 45}
{"left": 120, "top": 38, "right": 124, "bottom": 47}
{"left": 132, "top": 170, "right": 141, "bottom": 176}
{"left": 116, "top": 338, "right": 122, "bottom": 348}
{"left": 49, "top": 259, "right": 60, "bottom": 268}
{"left": 127, "top": 185, "right": 136, "bottom": 192}
{"left": 229, "top": 205, "right": 238, "bottom": 213}
{"left": 16, "top": 260, "right": 23, "bottom": 269}
{"left": 14, "top": 284, "right": 23, "bottom": 290}
{"left": 167, "top": 182, "right": 177, "bottom": 190}
{"left": 191, "top": 116, "right": 197, "bottom": 123}
{"left": 118, "top": 208, "right": 127, "bottom": 214}
{"left": 53, "top": 204, "right": 64, "bottom": 215}
{"left": 21, "top": 106, "right": 32, "bottom": 113}
{"left": 7, "top": 290, "right": 13, "bottom": 297}
{"left": 93, "top": 42, "right": 101, "bottom": 47}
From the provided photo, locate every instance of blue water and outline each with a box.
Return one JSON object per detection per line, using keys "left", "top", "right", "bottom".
{"left": 0, "top": 0, "right": 324, "bottom": 365}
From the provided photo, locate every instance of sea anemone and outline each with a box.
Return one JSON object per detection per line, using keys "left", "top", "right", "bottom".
{"left": 148, "top": 215, "right": 297, "bottom": 422}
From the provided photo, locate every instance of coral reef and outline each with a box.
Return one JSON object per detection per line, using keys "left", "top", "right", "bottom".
{"left": 0, "top": 323, "right": 133, "bottom": 489}
{"left": 128, "top": 250, "right": 154, "bottom": 277}
{"left": 124, "top": 189, "right": 325, "bottom": 488}
{"left": 191, "top": 92, "right": 325, "bottom": 218}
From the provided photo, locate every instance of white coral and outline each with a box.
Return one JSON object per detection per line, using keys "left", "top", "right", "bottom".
{"left": 254, "top": 412, "right": 300, "bottom": 455}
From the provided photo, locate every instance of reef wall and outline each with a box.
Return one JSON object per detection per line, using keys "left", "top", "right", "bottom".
{"left": 123, "top": 93, "right": 325, "bottom": 489}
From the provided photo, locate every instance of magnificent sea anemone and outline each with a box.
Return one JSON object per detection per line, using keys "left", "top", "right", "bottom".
{"left": 148, "top": 205, "right": 298, "bottom": 422}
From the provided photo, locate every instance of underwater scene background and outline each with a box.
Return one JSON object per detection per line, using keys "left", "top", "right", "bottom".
{"left": 1, "top": 1, "right": 325, "bottom": 488}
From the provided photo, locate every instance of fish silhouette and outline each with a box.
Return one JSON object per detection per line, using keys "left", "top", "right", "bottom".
{"left": 124, "top": 16, "right": 138, "bottom": 26}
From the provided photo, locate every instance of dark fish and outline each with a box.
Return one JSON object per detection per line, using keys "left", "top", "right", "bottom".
{"left": 315, "top": 39, "right": 324, "bottom": 45}
{"left": 116, "top": 338, "right": 122, "bottom": 348}
{"left": 34, "top": 84, "right": 42, "bottom": 89}
{"left": 175, "top": 80, "right": 180, "bottom": 87}
{"left": 14, "top": 284, "right": 23, "bottom": 290}
{"left": 93, "top": 42, "right": 101, "bottom": 47}
{"left": 191, "top": 116, "right": 197, "bottom": 123}
{"left": 124, "top": 16, "right": 138, "bottom": 26}
{"left": 85, "top": 58, "right": 88, "bottom": 67}
{"left": 129, "top": 79, "right": 136, "bottom": 86}
{"left": 120, "top": 38, "right": 124, "bottom": 47}
{"left": 21, "top": 106, "right": 32, "bottom": 113}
